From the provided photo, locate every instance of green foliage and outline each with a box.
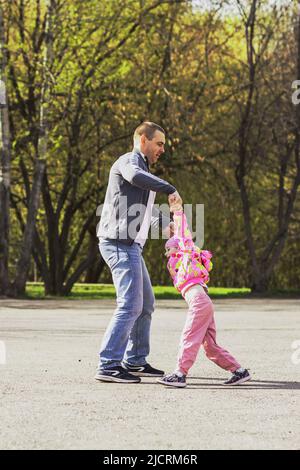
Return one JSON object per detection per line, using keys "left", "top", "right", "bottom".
{"left": 26, "top": 282, "right": 253, "bottom": 299}
{"left": 2, "top": 0, "right": 300, "bottom": 293}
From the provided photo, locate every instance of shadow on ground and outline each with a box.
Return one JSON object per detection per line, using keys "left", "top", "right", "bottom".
{"left": 137, "top": 377, "right": 300, "bottom": 390}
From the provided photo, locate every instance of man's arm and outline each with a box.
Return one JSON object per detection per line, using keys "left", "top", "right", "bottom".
{"left": 120, "top": 152, "right": 176, "bottom": 195}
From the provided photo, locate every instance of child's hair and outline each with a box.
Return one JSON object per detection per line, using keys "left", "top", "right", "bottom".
{"left": 165, "top": 236, "right": 180, "bottom": 250}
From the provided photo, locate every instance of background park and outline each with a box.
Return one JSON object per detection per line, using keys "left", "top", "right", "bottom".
{"left": 0, "top": 0, "right": 299, "bottom": 451}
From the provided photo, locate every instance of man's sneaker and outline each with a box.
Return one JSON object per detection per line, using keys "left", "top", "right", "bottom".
{"left": 157, "top": 373, "right": 187, "bottom": 388}
{"left": 122, "top": 362, "right": 164, "bottom": 377}
{"left": 224, "top": 369, "right": 251, "bottom": 386}
{"left": 94, "top": 366, "right": 141, "bottom": 383}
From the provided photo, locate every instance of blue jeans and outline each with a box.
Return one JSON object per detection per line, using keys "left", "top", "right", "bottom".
{"left": 98, "top": 239, "right": 155, "bottom": 370}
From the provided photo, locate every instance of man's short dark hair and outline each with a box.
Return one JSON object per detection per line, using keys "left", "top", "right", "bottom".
{"left": 134, "top": 121, "right": 165, "bottom": 141}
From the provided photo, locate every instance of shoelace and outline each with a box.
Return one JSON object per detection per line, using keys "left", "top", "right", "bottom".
{"left": 166, "top": 374, "right": 181, "bottom": 382}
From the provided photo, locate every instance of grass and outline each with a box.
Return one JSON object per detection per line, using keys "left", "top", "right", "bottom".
{"left": 23, "top": 282, "right": 300, "bottom": 300}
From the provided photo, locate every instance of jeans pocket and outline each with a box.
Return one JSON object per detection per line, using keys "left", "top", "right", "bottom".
{"left": 106, "top": 253, "right": 119, "bottom": 270}
{"left": 99, "top": 242, "right": 129, "bottom": 271}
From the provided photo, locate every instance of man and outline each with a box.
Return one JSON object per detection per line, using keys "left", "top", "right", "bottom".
{"left": 95, "top": 121, "right": 182, "bottom": 383}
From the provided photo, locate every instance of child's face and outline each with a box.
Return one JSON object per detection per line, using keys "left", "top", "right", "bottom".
{"left": 165, "top": 246, "right": 178, "bottom": 258}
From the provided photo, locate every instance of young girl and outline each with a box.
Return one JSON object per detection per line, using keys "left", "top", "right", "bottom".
{"left": 157, "top": 209, "right": 251, "bottom": 388}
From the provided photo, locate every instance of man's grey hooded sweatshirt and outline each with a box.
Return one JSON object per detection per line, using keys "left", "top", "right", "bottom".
{"left": 97, "top": 149, "right": 176, "bottom": 245}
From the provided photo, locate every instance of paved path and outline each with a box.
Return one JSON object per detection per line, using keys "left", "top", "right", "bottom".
{"left": 0, "top": 298, "right": 299, "bottom": 450}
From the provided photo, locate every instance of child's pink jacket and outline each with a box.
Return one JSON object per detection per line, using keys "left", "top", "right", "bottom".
{"left": 167, "top": 211, "right": 213, "bottom": 296}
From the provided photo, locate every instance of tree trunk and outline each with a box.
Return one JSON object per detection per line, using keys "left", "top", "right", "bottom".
{"left": 84, "top": 228, "right": 105, "bottom": 283}
{"left": 13, "top": 159, "right": 46, "bottom": 295}
{"left": 0, "top": 3, "right": 11, "bottom": 295}
{"left": 13, "top": 0, "right": 54, "bottom": 296}
{"left": 236, "top": 0, "right": 260, "bottom": 292}
{"left": 251, "top": 276, "right": 270, "bottom": 294}
{"left": 62, "top": 253, "right": 100, "bottom": 295}
{"left": 84, "top": 258, "right": 106, "bottom": 284}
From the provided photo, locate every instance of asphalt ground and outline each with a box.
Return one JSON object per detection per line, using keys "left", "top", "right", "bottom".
{"left": 0, "top": 297, "right": 299, "bottom": 450}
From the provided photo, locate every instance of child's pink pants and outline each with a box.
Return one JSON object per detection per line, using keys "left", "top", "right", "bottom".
{"left": 177, "top": 290, "right": 241, "bottom": 375}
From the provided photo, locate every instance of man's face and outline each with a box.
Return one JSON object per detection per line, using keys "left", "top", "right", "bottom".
{"left": 141, "top": 130, "right": 165, "bottom": 164}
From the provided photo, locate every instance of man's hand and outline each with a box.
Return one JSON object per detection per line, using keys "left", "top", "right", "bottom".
{"left": 169, "top": 202, "right": 183, "bottom": 213}
{"left": 168, "top": 191, "right": 182, "bottom": 208}
{"left": 168, "top": 191, "right": 183, "bottom": 213}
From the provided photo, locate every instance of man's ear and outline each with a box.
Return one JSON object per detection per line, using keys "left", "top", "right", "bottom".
{"left": 140, "top": 134, "right": 147, "bottom": 145}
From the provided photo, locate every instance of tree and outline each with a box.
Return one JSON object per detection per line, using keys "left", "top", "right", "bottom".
{"left": 233, "top": 0, "right": 300, "bottom": 292}
{"left": 4, "top": 0, "right": 183, "bottom": 296}
{"left": 12, "top": 0, "right": 55, "bottom": 295}
{"left": 0, "top": 1, "right": 11, "bottom": 295}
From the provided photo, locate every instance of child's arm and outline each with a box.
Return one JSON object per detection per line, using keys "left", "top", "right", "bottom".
{"left": 173, "top": 210, "right": 194, "bottom": 250}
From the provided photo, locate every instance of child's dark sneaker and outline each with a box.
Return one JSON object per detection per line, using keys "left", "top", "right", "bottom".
{"left": 224, "top": 368, "right": 251, "bottom": 385}
{"left": 157, "top": 373, "right": 187, "bottom": 388}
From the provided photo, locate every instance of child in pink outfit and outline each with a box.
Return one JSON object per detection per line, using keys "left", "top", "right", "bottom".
{"left": 157, "top": 210, "right": 251, "bottom": 388}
